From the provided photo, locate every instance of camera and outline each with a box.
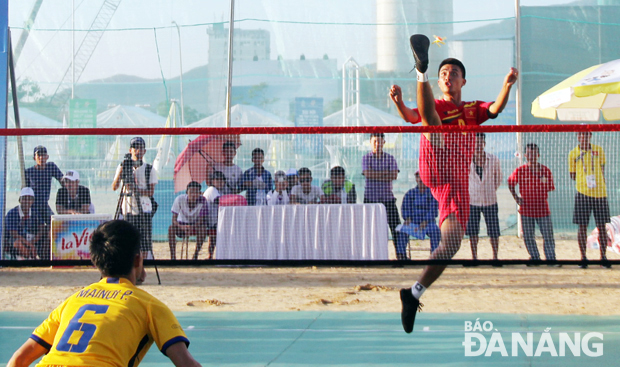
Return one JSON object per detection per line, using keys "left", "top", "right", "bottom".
{"left": 121, "top": 153, "right": 142, "bottom": 193}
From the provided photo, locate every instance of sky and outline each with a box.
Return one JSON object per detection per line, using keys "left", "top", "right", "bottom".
{"left": 9, "top": 0, "right": 575, "bottom": 87}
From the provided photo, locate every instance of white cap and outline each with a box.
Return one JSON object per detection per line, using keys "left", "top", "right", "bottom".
{"left": 20, "top": 187, "right": 35, "bottom": 197}
{"left": 62, "top": 170, "right": 80, "bottom": 181}
{"left": 286, "top": 168, "right": 297, "bottom": 176}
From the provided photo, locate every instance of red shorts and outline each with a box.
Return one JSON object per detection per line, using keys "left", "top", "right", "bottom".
{"left": 419, "top": 135, "right": 471, "bottom": 230}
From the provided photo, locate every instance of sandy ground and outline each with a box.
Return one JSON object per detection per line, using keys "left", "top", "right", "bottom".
{"left": 1, "top": 236, "right": 618, "bottom": 316}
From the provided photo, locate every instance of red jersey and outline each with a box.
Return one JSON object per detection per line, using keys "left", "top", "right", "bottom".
{"left": 507, "top": 164, "right": 555, "bottom": 218}
{"left": 412, "top": 99, "right": 495, "bottom": 167}
{"left": 413, "top": 99, "right": 495, "bottom": 228}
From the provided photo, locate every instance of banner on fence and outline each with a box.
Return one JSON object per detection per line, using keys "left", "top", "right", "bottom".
{"left": 50, "top": 214, "right": 112, "bottom": 260}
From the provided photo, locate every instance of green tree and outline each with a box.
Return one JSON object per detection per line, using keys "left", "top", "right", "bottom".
{"left": 16, "top": 78, "right": 44, "bottom": 103}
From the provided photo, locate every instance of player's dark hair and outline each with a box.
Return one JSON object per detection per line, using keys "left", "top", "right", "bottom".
{"left": 370, "top": 132, "right": 385, "bottom": 140}
{"left": 252, "top": 148, "right": 264, "bottom": 157}
{"left": 476, "top": 132, "right": 485, "bottom": 140}
{"left": 525, "top": 143, "right": 539, "bottom": 153}
{"left": 331, "top": 166, "right": 345, "bottom": 177}
{"left": 298, "top": 167, "right": 312, "bottom": 177}
{"left": 186, "top": 181, "right": 201, "bottom": 192}
{"left": 438, "top": 58, "right": 466, "bottom": 78}
{"left": 90, "top": 220, "right": 141, "bottom": 277}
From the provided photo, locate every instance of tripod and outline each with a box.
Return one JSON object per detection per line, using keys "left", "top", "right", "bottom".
{"left": 115, "top": 178, "right": 161, "bottom": 285}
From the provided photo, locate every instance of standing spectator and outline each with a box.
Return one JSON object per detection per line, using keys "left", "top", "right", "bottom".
{"left": 362, "top": 133, "right": 401, "bottom": 253}
{"left": 466, "top": 133, "right": 502, "bottom": 262}
{"left": 290, "top": 167, "right": 322, "bottom": 204}
{"left": 213, "top": 141, "right": 242, "bottom": 195}
{"left": 112, "top": 137, "right": 157, "bottom": 259}
{"left": 203, "top": 171, "right": 226, "bottom": 259}
{"left": 569, "top": 131, "right": 610, "bottom": 268}
{"left": 320, "top": 166, "right": 357, "bottom": 204}
{"left": 55, "top": 170, "right": 92, "bottom": 215}
{"left": 508, "top": 143, "right": 557, "bottom": 263}
{"left": 267, "top": 171, "right": 290, "bottom": 205}
{"left": 240, "top": 148, "right": 273, "bottom": 206}
{"left": 25, "top": 145, "right": 62, "bottom": 259}
{"left": 286, "top": 169, "right": 298, "bottom": 195}
{"left": 168, "top": 181, "right": 208, "bottom": 260}
{"left": 3, "top": 188, "right": 44, "bottom": 259}
{"left": 395, "top": 172, "right": 441, "bottom": 259}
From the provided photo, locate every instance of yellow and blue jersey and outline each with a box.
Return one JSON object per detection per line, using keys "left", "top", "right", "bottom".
{"left": 30, "top": 277, "right": 189, "bottom": 367}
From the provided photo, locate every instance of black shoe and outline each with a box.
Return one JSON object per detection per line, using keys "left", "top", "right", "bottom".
{"left": 579, "top": 260, "right": 588, "bottom": 269}
{"left": 410, "top": 34, "right": 430, "bottom": 74}
{"left": 601, "top": 261, "right": 612, "bottom": 269}
{"left": 400, "top": 288, "right": 423, "bottom": 333}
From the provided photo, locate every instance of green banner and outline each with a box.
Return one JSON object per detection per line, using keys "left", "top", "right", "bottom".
{"left": 68, "top": 99, "right": 97, "bottom": 157}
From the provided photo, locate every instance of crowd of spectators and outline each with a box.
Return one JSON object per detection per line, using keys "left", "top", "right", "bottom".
{"left": 3, "top": 131, "right": 613, "bottom": 266}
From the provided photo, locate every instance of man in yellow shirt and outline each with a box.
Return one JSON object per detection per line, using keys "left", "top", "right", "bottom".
{"left": 8, "top": 220, "right": 202, "bottom": 367}
{"left": 568, "top": 131, "right": 611, "bottom": 268}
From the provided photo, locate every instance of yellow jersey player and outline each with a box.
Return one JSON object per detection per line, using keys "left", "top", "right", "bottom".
{"left": 8, "top": 220, "right": 202, "bottom": 367}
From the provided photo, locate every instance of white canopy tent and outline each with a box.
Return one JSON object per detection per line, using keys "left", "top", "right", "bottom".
{"left": 186, "top": 104, "right": 293, "bottom": 128}
{"left": 99, "top": 105, "right": 167, "bottom": 163}
{"left": 7, "top": 107, "right": 64, "bottom": 161}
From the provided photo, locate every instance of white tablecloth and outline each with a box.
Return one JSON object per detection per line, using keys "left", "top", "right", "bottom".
{"left": 216, "top": 204, "right": 388, "bottom": 260}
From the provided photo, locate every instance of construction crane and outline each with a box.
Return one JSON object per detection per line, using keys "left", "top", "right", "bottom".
{"left": 49, "top": 0, "right": 122, "bottom": 107}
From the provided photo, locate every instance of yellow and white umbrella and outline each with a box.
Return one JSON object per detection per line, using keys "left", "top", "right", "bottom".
{"left": 531, "top": 59, "right": 620, "bottom": 121}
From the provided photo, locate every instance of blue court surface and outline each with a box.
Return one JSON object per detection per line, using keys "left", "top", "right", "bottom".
{"left": 0, "top": 312, "right": 617, "bottom": 366}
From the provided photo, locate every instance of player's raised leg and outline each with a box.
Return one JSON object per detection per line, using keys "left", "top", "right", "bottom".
{"left": 411, "top": 34, "right": 443, "bottom": 147}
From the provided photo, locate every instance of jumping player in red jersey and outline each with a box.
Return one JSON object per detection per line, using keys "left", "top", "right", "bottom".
{"left": 389, "top": 34, "right": 518, "bottom": 333}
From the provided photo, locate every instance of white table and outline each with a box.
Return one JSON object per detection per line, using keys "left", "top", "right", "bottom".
{"left": 216, "top": 204, "right": 388, "bottom": 260}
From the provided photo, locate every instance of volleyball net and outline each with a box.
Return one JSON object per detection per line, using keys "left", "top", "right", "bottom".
{"left": 1, "top": 124, "right": 619, "bottom": 266}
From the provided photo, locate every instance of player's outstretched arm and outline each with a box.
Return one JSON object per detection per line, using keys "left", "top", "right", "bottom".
{"left": 167, "top": 341, "right": 202, "bottom": 367}
{"left": 389, "top": 85, "right": 420, "bottom": 123}
{"left": 8, "top": 338, "right": 48, "bottom": 367}
{"left": 488, "top": 67, "right": 518, "bottom": 116}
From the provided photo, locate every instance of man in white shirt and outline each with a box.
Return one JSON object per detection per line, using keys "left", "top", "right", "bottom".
{"left": 290, "top": 167, "right": 322, "bottom": 204}
{"left": 168, "top": 181, "right": 208, "bottom": 260}
{"left": 212, "top": 141, "right": 242, "bottom": 195}
{"left": 466, "top": 133, "right": 502, "bottom": 262}
{"left": 112, "top": 137, "right": 158, "bottom": 259}
{"left": 267, "top": 171, "right": 289, "bottom": 205}
{"left": 203, "top": 171, "right": 226, "bottom": 259}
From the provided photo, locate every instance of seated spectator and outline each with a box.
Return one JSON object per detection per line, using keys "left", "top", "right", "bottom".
{"left": 240, "top": 148, "right": 273, "bottom": 206}
{"left": 267, "top": 171, "right": 290, "bottom": 205}
{"left": 286, "top": 169, "right": 298, "bottom": 195}
{"left": 55, "top": 170, "right": 92, "bottom": 215}
{"left": 320, "top": 166, "right": 357, "bottom": 204}
{"left": 169, "top": 181, "right": 208, "bottom": 260}
{"left": 203, "top": 171, "right": 226, "bottom": 259}
{"left": 290, "top": 167, "right": 322, "bottom": 204}
{"left": 395, "top": 171, "right": 441, "bottom": 260}
{"left": 3, "top": 188, "right": 44, "bottom": 259}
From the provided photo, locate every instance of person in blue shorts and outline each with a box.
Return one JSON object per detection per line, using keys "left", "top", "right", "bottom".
{"left": 25, "top": 145, "right": 63, "bottom": 259}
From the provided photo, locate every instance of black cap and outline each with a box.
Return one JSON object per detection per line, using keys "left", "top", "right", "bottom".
{"left": 130, "top": 137, "right": 146, "bottom": 148}
{"left": 34, "top": 145, "right": 47, "bottom": 156}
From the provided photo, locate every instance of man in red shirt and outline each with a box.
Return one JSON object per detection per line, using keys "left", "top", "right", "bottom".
{"left": 389, "top": 34, "right": 518, "bottom": 333}
{"left": 508, "top": 143, "right": 557, "bottom": 263}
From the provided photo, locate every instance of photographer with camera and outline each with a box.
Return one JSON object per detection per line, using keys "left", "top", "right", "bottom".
{"left": 112, "top": 137, "right": 158, "bottom": 260}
